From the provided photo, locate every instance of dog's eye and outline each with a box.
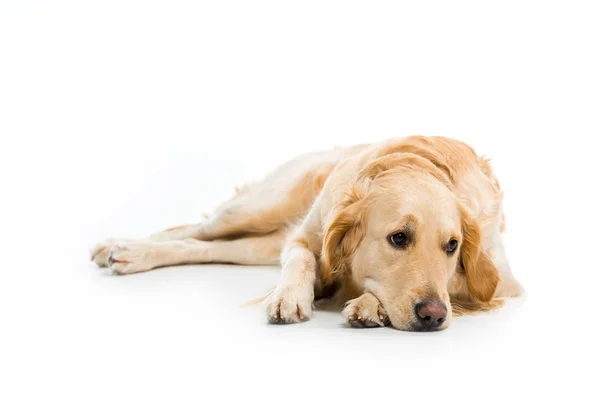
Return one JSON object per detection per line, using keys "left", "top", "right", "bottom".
{"left": 445, "top": 239, "right": 458, "bottom": 254}
{"left": 388, "top": 232, "right": 408, "bottom": 248}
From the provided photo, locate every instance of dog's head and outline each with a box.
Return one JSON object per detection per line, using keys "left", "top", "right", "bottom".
{"left": 320, "top": 153, "right": 500, "bottom": 331}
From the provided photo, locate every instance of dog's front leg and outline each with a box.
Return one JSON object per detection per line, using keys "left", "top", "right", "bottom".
{"left": 265, "top": 224, "right": 319, "bottom": 324}
{"left": 343, "top": 293, "right": 390, "bottom": 328}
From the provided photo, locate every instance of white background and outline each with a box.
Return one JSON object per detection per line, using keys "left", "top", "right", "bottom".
{"left": 1, "top": 1, "right": 599, "bottom": 399}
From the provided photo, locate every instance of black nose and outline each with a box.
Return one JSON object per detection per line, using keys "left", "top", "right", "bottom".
{"left": 414, "top": 300, "right": 447, "bottom": 331}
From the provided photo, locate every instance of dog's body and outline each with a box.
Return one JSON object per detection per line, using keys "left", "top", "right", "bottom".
{"left": 91, "top": 136, "right": 522, "bottom": 331}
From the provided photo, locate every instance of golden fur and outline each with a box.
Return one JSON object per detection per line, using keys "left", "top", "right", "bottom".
{"left": 91, "top": 136, "right": 522, "bottom": 331}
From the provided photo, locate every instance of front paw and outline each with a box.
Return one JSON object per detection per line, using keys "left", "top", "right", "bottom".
{"left": 265, "top": 284, "right": 314, "bottom": 324}
{"left": 343, "top": 293, "right": 390, "bottom": 328}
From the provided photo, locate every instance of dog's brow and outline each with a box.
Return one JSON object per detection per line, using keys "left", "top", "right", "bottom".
{"left": 403, "top": 214, "right": 418, "bottom": 226}
{"left": 439, "top": 230, "right": 461, "bottom": 245}
{"left": 388, "top": 214, "right": 417, "bottom": 233}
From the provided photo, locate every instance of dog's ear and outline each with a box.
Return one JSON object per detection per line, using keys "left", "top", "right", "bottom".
{"left": 320, "top": 187, "right": 368, "bottom": 285}
{"left": 460, "top": 210, "right": 500, "bottom": 302}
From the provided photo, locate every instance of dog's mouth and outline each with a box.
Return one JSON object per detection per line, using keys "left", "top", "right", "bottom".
{"left": 407, "top": 323, "right": 448, "bottom": 332}
{"left": 362, "top": 279, "right": 451, "bottom": 332}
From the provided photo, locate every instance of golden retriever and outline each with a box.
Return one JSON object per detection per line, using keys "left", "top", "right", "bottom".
{"left": 91, "top": 136, "right": 522, "bottom": 331}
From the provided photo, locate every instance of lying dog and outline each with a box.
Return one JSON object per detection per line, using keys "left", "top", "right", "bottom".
{"left": 91, "top": 136, "right": 522, "bottom": 331}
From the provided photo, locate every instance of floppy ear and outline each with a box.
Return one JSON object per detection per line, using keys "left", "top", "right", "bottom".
{"left": 460, "top": 211, "right": 500, "bottom": 302}
{"left": 320, "top": 187, "right": 369, "bottom": 285}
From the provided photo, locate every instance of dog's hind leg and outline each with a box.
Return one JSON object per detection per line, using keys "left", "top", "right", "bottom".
{"left": 147, "top": 193, "right": 291, "bottom": 242}
{"left": 92, "top": 171, "right": 317, "bottom": 267}
{"left": 149, "top": 172, "right": 329, "bottom": 242}
{"left": 91, "top": 147, "right": 354, "bottom": 267}
{"left": 104, "top": 230, "right": 287, "bottom": 274}
{"left": 148, "top": 146, "right": 364, "bottom": 242}
{"left": 91, "top": 188, "right": 305, "bottom": 268}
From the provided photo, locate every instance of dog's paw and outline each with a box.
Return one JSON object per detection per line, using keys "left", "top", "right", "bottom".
{"left": 106, "top": 243, "right": 156, "bottom": 274}
{"left": 343, "top": 293, "right": 390, "bottom": 328}
{"left": 265, "top": 284, "right": 314, "bottom": 324}
{"left": 90, "top": 238, "right": 135, "bottom": 267}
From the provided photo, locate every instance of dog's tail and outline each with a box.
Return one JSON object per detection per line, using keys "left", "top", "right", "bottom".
{"left": 241, "top": 287, "right": 274, "bottom": 307}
